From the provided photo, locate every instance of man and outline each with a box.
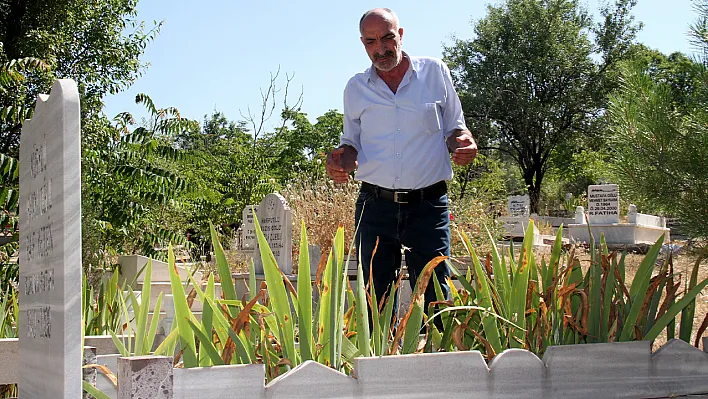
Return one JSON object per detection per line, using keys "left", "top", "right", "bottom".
{"left": 326, "top": 8, "right": 477, "bottom": 324}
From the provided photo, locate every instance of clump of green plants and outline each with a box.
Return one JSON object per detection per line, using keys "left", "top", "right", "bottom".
{"left": 433, "top": 222, "right": 708, "bottom": 358}
{"left": 117, "top": 218, "right": 707, "bottom": 383}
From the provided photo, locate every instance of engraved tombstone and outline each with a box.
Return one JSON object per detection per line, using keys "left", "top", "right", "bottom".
{"left": 254, "top": 193, "right": 292, "bottom": 275}
{"left": 587, "top": 184, "right": 620, "bottom": 224}
{"left": 19, "top": 80, "right": 82, "bottom": 398}
{"left": 507, "top": 195, "right": 530, "bottom": 217}
{"left": 240, "top": 205, "right": 258, "bottom": 252}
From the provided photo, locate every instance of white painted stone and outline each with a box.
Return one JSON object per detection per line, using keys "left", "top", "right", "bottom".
{"left": 96, "top": 354, "right": 120, "bottom": 398}
{"left": 651, "top": 338, "right": 708, "bottom": 397}
{"left": 173, "top": 364, "right": 264, "bottom": 399}
{"left": 0, "top": 338, "right": 18, "bottom": 384}
{"left": 574, "top": 206, "right": 586, "bottom": 224}
{"left": 117, "top": 255, "right": 201, "bottom": 285}
{"left": 543, "top": 340, "right": 653, "bottom": 398}
{"left": 567, "top": 223, "right": 670, "bottom": 245}
{"left": 264, "top": 360, "right": 356, "bottom": 399}
{"left": 507, "top": 195, "right": 530, "bottom": 217}
{"left": 240, "top": 205, "right": 258, "bottom": 251}
{"left": 18, "top": 79, "right": 82, "bottom": 398}
{"left": 587, "top": 184, "right": 620, "bottom": 224}
{"left": 254, "top": 193, "right": 292, "bottom": 275}
{"left": 118, "top": 356, "right": 173, "bottom": 399}
{"left": 498, "top": 216, "right": 540, "bottom": 239}
{"left": 489, "top": 349, "right": 545, "bottom": 398}
{"left": 354, "top": 351, "right": 489, "bottom": 398}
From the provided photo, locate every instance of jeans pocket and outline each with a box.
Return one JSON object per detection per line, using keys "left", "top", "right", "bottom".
{"left": 356, "top": 190, "right": 375, "bottom": 206}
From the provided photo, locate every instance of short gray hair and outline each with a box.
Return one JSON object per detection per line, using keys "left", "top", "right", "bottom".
{"left": 359, "top": 8, "right": 399, "bottom": 33}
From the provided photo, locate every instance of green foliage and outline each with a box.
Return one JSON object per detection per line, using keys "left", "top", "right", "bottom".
{"left": 430, "top": 224, "right": 707, "bottom": 358}
{"left": 82, "top": 95, "right": 194, "bottom": 265}
{"left": 444, "top": 0, "right": 640, "bottom": 212}
{"left": 0, "top": 0, "right": 160, "bottom": 155}
{"left": 607, "top": 57, "right": 708, "bottom": 238}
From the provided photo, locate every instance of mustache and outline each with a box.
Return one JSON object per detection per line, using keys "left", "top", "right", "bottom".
{"left": 374, "top": 50, "right": 395, "bottom": 60}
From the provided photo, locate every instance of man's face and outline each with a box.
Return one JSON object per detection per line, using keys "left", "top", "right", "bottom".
{"left": 360, "top": 15, "right": 403, "bottom": 72}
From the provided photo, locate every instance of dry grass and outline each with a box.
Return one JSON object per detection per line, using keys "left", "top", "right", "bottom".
{"left": 282, "top": 175, "right": 360, "bottom": 271}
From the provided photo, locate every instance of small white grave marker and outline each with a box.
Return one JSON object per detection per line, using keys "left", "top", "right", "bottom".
{"left": 587, "top": 184, "right": 620, "bottom": 224}
{"left": 240, "top": 205, "right": 258, "bottom": 251}
{"left": 254, "top": 193, "right": 292, "bottom": 274}
{"left": 19, "top": 80, "right": 82, "bottom": 398}
{"left": 507, "top": 195, "right": 530, "bottom": 217}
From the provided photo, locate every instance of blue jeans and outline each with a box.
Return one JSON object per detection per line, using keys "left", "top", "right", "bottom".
{"left": 354, "top": 186, "right": 451, "bottom": 324}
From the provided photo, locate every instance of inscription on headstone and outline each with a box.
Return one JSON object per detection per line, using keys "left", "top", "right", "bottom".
{"left": 19, "top": 80, "right": 82, "bottom": 398}
{"left": 587, "top": 184, "right": 620, "bottom": 224}
{"left": 507, "top": 195, "right": 530, "bottom": 217}
{"left": 254, "top": 193, "right": 292, "bottom": 275}
{"left": 240, "top": 205, "right": 258, "bottom": 251}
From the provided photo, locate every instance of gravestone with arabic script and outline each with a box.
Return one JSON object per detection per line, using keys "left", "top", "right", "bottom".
{"left": 254, "top": 193, "right": 292, "bottom": 275}
{"left": 18, "top": 80, "right": 82, "bottom": 398}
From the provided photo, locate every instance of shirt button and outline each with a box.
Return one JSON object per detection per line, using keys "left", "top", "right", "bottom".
{"left": 396, "top": 104, "right": 400, "bottom": 108}
{"left": 396, "top": 152, "right": 400, "bottom": 157}
{"left": 396, "top": 129, "right": 401, "bottom": 133}
{"left": 395, "top": 177, "right": 400, "bottom": 181}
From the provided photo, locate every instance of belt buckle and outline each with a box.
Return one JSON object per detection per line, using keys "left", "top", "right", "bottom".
{"left": 393, "top": 191, "right": 409, "bottom": 204}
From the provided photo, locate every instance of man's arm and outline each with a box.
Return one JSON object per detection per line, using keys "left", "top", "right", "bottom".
{"left": 326, "top": 144, "right": 358, "bottom": 183}
{"left": 446, "top": 129, "right": 478, "bottom": 166}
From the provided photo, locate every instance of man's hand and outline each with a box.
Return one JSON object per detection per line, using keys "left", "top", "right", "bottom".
{"left": 326, "top": 145, "right": 358, "bottom": 183}
{"left": 447, "top": 130, "right": 478, "bottom": 166}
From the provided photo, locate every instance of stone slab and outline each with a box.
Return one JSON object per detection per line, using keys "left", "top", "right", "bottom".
{"left": 353, "top": 351, "right": 489, "bottom": 398}
{"left": 264, "top": 360, "right": 356, "bottom": 399}
{"left": 240, "top": 205, "right": 258, "bottom": 251}
{"left": 507, "top": 195, "right": 530, "bottom": 217}
{"left": 542, "top": 340, "right": 653, "bottom": 398}
{"left": 118, "top": 356, "right": 173, "bottom": 399}
{"left": 19, "top": 79, "right": 82, "bottom": 399}
{"left": 567, "top": 223, "right": 670, "bottom": 245}
{"left": 254, "top": 193, "right": 292, "bottom": 275}
{"left": 0, "top": 338, "right": 18, "bottom": 384}
{"left": 95, "top": 354, "right": 120, "bottom": 398}
{"left": 173, "top": 364, "right": 264, "bottom": 399}
{"left": 489, "top": 348, "right": 545, "bottom": 398}
{"left": 587, "top": 184, "right": 620, "bottom": 224}
{"left": 650, "top": 339, "right": 708, "bottom": 397}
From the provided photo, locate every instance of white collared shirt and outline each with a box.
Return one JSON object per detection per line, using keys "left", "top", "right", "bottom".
{"left": 340, "top": 54, "right": 468, "bottom": 190}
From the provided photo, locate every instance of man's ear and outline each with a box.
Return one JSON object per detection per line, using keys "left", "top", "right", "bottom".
{"left": 399, "top": 27, "right": 404, "bottom": 40}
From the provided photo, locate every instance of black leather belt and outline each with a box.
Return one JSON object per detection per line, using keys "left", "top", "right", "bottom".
{"left": 361, "top": 181, "right": 447, "bottom": 204}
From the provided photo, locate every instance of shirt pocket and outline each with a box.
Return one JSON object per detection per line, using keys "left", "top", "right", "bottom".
{"left": 422, "top": 102, "right": 442, "bottom": 135}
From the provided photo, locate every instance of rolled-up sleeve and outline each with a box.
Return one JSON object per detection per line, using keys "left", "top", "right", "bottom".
{"left": 440, "top": 61, "right": 467, "bottom": 138}
{"left": 340, "top": 80, "right": 362, "bottom": 152}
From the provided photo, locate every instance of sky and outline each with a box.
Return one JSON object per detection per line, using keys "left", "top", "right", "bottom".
{"left": 103, "top": 0, "right": 700, "bottom": 129}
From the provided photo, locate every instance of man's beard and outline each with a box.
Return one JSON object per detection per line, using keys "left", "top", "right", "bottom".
{"left": 374, "top": 50, "right": 400, "bottom": 72}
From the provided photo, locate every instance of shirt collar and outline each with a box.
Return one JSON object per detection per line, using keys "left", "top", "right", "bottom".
{"left": 367, "top": 51, "right": 417, "bottom": 83}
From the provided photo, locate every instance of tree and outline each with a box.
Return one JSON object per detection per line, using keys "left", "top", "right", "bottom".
{"left": 0, "top": 0, "right": 160, "bottom": 155}
{"left": 82, "top": 95, "right": 195, "bottom": 265}
{"left": 606, "top": 3, "right": 708, "bottom": 239}
{"left": 444, "top": 0, "right": 640, "bottom": 213}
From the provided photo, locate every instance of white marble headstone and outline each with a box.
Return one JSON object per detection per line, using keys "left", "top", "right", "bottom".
{"left": 587, "top": 184, "right": 620, "bottom": 224}
{"left": 240, "top": 205, "right": 258, "bottom": 251}
{"left": 18, "top": 80, "right": 82, "bottom": 398}
{"left": 507, "top": 195, "right": 530, "bottom": 217}
{"left": 254, "top": 193, "right": 292, "bottom": 275}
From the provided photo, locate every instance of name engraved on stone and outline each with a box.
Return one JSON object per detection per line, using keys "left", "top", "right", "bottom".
{"left": 26, "top": 306, "right": 51, "bottom": 339}
{"left": 24, "top": 223, "right": 54, "bottom": 261}
{"left": 23, "top": 268, "right": 55, "bottom": 296}
{"left": 587, "top": 184, "right": 620, "bottom": 223}
{"left": 30, "top": 140, "right": 47, "bottom": 179}
{"left": 26, "top": 179, "right": 53, "bottom": 220}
